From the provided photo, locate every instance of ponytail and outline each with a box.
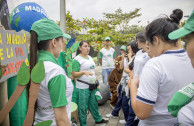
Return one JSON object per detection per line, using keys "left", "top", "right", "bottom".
{"left": 30, "top": 31, "right": 38, "bottom": 72}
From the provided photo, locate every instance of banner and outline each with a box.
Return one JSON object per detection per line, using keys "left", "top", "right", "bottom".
{"left": 0, "top": 29, "right": 29, "bottom": 82}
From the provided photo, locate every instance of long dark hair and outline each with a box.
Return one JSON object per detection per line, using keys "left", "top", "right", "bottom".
{"left": 145, "top": 9, "right": 183, "bottom": 45}
{"left": 130, "top": 41, "right": 139, "bottom": 55}
{"left": 128, "top": 41, "right": 139, "bottom": 70}
{"left": 76, "top": 41, "right": 90, "bottom": 55}
{"left": 28, "top": 31, "right": 62, "bottom": 119}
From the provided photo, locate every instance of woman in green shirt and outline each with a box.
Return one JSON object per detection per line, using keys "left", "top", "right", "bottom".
{"left": 72, "top": 41, "right": 108, "bottom": 126}
{"left": 29, "top": 18, "right": 72, "bottom": 126}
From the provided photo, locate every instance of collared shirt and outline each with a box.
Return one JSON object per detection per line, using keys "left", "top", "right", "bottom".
{"left": 34, "top": 50, "right": 73, "bottom": 126}
{"left": 137, "top": 49, "right": 194, "bottom": 125}
{"left": 72, "top": 55, "right": 96, "bottom": 89}
{"left": 99, "top": 47, "right": 116, "bottom": 69}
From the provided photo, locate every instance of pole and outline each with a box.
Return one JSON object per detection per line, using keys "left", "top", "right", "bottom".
{"left": 60, "top": 0, "right": 66, "bottom": 33}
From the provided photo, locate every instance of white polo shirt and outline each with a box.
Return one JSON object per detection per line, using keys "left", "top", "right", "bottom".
{"left": 137, "top": 49, "right": 194, "bottom": 125}
{"left": 178, "top": 101, "right": 194, "bottom": 126}
{"left": 72, "top": 55, "right": 96, "bottom": 89}
{"left": 99, "top": 47, "right": 116, "bottom": 69}
{"left": 133, "top": 49, "right": 150, "bottom": 79}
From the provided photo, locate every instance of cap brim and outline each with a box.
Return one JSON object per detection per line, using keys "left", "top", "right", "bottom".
{"left": 63, "top": 33, "right": 71, "bottom": 39}
{"left": 168, "top": 27, "right": 192, "bottom": 40}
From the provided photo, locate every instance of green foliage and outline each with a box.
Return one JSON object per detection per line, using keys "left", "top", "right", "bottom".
{"left": 31, "top": 61, "right": 45, "bottom": 83}
{"left": 17, "top": 62, "right": 30, "bottom": 86}
{"left": 57, "top": 8, "right": 142, "bottom": 52}
{"left": 75, "top": 8, "right": 141, "bottom": 51}
{"left": 103, "top": 8, "right": 142, "bottom": 33}
{"left": 66, "top": 11, "right": 82, "bottom": 34}
{"left": 123, "top": 25, "right": 145, "bottom": 34}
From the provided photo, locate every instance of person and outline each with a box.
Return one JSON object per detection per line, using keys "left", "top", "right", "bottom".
{"left": 125, "top": 32, "right": 150, "bottom": 126}
{"left": 124, "top": 42, "right": 139, "bottom": 75}
{"left": 71, "top": 41, "right": 108, "bottom": 126}
{"left": 168, "top": 10, "right": 194, "bottom": 126}
{"left": 133, "top": 31, "right": 150, "bottom": 78}
{"left": 129, "top": 9, "right": 194, "bottom": 125}
{"left": 99, "top": 37, "right": 116, "bottom": 85}
{"left": 30, "top": 18, "right": 72, "bottom": 126}
{"left": 106, "top": 44, "right": 133, "bottom": 125}
{"left": 108, "top": 56, "right": 123, "bottom": 107}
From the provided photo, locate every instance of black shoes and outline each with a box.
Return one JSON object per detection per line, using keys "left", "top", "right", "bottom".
{"left": 96, "top": 119, "right": 109, "bottom": 124}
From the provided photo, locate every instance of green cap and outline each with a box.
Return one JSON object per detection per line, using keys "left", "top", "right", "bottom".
{"left": 120, "top": 45, "right": 126, "bottom": 51}
{"left": 31, "top": 18, "right": 70, "bottom": 43}
{"left": 169, "top": 10, "right": 194, "bottom": 40}
{"left": 104, "top": 36, "right": 111, "bottom": 41}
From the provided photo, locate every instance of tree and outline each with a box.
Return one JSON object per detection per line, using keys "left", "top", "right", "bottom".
{"left": 57, "top": 9, "right": 142, "bottom": 52}
{"left": 103, "top": 8, "right": 142, "bottom": 34}
{"left": 123, "top": 25, "right": 145, "bottom": 34}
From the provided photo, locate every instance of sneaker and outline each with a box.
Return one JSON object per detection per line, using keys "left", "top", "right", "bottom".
{"left": 110, "top": 104, "right": 115, "bottom": 109}
{"left": 95, "top": 119, "right": 109, "bottom": 124}
{"left": 71, "top": 123, "right": 77, "bottom": 126}
{"left": 106, "top": 113, "right": 119, "bottom": 118}
{"left": 119, "top": 119, "right": 126, "bottom": 124}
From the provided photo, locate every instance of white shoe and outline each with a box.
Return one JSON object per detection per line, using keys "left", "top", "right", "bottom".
{"left": 106, "top": 113, "right": 119, "bottom": 118}
{"left": 119, "top": 119, "right": 126, "bottom": 124}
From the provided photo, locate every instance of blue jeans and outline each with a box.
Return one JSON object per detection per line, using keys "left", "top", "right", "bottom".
{"left": 112, "top": 85, "right": 129, "bottom": 121}
{"left": 101, "top": 68, "right": 114, "bottom": 84}
{"left": 102, "top": 68, "right": 113, "bottom": 97}
{"left": 125, "top": 101, "right": 137, "bottom": 126}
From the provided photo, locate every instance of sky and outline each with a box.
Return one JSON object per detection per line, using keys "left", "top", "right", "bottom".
{"left": 7, "top": 0, "right": 194, "bottom": 26}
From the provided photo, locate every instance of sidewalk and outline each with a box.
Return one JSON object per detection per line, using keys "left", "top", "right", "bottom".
{"left": 76, "top": 65, "right": 125, "bottom": 126}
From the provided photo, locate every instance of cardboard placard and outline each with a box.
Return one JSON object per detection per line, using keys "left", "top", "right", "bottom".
{"left": 0, "top": 29, "right": 29, "bottom": 83}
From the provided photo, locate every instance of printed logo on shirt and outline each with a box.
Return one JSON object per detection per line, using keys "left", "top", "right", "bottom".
{"left": 107, "top": 63, "right": 111, "bottom": 67}
{"left": 142, "top": 55, "right": 147, "bottom": 58}
{"left": 90, "top": 65, "right": 95, "bottom": 69}
{"left": 107, "top": 54, "right": 111, "bottom": 57}
{"left": 89, "top": 77, "right": 95, "bottom": 83}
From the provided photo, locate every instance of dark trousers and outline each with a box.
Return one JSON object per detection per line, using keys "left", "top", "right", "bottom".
{"left": 125, "top": 101, "right": 138, "bottom": 126}
{"left": 111, "top": 85, "right": 129, "bottom": 121}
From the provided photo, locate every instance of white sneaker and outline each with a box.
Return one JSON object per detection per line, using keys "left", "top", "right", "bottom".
{"left": 106, "top": 113, "right": 119, "bottom": 118}
{"left": 119, "top": 119, "right": 126, "bottom": 124}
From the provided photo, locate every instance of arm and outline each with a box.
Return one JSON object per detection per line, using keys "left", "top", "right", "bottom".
{"left": 124, "top": 65, "right": 130, "bottom": 74}
{"left": 113, "top": 51, "right": 116, "bottom": 59}
{"left": 71, "top": 71, "right": 93, "bottom": 78}
{"left": 99, "top": 58, "right": 102, "bottom": 66}
{"left": 120, "top": 54, "right": 125, "bottom": 70}
{"left": 71, "top": 59, "right": 93, "bottom": 78}
{"left": 48, "top": 75, "right": 70, "bottom": 125}
{"left": 128, "top": 69, "right": 134, "bottom": 89}
{"left": 129, "top": 65, "right": 159, "bottom": 120}
{"left": 99, "top": 52, "right": 103, "bottom": 66}
{"left": 130, "top": 75, "right": 153, "bottom": 120}
{"left": 54, "top": 106, "right": 71, "bottom": 126}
